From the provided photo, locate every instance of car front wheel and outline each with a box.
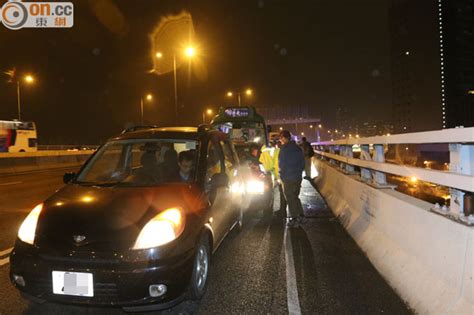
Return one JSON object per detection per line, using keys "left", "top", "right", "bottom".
{"left": 189, "top": 234, "right": 211, "bottom": 300}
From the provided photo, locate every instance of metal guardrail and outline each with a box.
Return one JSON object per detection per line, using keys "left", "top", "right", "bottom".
{"left": 312, "top": 127, "right": 474, "bottom": 225}
{"left": 37, "top": 145, "right": 99, "bottom": 151}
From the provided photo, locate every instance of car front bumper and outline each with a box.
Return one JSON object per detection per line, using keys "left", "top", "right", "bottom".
{"left": 9, "top": 240, "right": 195, "bottom": 311}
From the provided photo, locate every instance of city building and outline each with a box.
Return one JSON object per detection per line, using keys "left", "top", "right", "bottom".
{"left": 389, "top": 0, "right": 473, "bottom": 132}
{"left": 389, "top": 0, "right": 443, "bottom": 133}
{"left": 439, "top": 0, "right": 474, "bottom": 128}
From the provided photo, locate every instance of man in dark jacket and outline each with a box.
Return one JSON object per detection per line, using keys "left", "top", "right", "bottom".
{"left": 278, "top": 130, "right": 305, "bottom": 227}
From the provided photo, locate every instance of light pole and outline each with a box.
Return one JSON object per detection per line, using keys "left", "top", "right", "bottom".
{"left": 140, "top": 93, "right": 153, "bottom": 125}
{"left": 226, "top": 88, "right": 252, "bottom": 106}
{"left": 202, "top": 108, "right": 213, "bottom": 124}
{"left": 156, "top": 46, "right": 196, "bottom": 124}
{"left": 16, "top": 74, "right": 34, "bottom": 121}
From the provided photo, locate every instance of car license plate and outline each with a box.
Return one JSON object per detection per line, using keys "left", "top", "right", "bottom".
{"left": 52, "top": 271, "right": 94, "bottom": 297}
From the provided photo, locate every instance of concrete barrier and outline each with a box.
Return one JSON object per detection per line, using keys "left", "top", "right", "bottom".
{"left": 313, "top": 158, "right": 473, "bottom": 315}
{"left": 0, "top": 150, "right": 95, "bottom": 176}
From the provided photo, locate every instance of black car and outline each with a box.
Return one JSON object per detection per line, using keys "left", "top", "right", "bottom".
{"left": 10, "top": 126, "right": 244, "bottom": 311}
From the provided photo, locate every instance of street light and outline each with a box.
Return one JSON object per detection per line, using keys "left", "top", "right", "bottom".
{"left": 226, "top": 88, "right": 253, "bottom": 106}
{"left": 202, "top": 108, "right": 213, "bottom": 124}
{"left": 140, "top": 93, "right": 153, "bottom": 125}
{"left": 15, "top": 74, "right": 35, "bottom": 120}
{"left": 24, "top": 75, "right": 34, "bottom": 84}
{"left": 185, "top": 46, "right": 196, "bottom": 57}
{"left": 155, "top": 45, "right": 196, "bottom": 124}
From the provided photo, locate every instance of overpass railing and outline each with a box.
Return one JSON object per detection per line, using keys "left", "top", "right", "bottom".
{"left": 312, "top": 127, "right": 474, "bottom": 226}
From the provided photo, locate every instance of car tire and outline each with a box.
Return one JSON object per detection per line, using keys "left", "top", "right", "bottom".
{"left": 189, "top": 234, "right": 211, "bottom": 300}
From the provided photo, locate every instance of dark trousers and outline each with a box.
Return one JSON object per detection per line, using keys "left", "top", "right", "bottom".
{"left": 282, "top": 179, "right": 304, "bottom": 218}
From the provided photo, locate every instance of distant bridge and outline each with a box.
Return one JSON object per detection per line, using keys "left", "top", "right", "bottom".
{"left": 256, "top": 105, "right": 320, "bottom": 126}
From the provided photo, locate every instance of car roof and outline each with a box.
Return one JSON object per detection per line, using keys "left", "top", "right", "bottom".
{"left": 112, "top": 126, "right": 198, "bottom": 141}
{"left": 110, "top": 126, "right": 228, "bottom": 142}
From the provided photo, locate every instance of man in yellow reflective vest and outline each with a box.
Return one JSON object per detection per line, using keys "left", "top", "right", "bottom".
{"left": 259, "top": 141, "right": 287, "bottom": 216}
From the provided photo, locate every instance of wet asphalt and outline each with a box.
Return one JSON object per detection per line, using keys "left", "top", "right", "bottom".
{"left": 0, "top": 171, "right": 412, "bottom": 314}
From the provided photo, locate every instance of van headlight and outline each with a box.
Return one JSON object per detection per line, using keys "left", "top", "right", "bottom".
{"left": 18, "top": 204, "right": 43, "bottom": 245}
{"left": 246, "top": 180, "right": 265, "bottom": 194}
{"left": 133, "top": 208, "right": 185, "bottom": 250}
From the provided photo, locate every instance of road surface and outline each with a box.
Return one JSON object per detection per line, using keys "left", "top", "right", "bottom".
{"left": 0, "top": 170, "right": 411, "bottom": 314}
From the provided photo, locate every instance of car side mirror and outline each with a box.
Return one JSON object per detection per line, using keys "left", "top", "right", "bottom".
{"left": 210, "top": 173, "right": 229, "bottom": 189}
{"left": 63, "top": 172, "right": 76, "bottom": 184}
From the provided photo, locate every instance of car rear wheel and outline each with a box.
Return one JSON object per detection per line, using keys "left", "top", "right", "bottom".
{"left": 189, "top": 234, "right": 211, "bottom": 300}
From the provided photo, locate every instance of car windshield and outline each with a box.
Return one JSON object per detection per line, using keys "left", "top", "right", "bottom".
{"left": 213, "top": 121, "right": 266, "bottom": 145}
{"left": 76, "top": 139, "right": 198, "bottom": 186}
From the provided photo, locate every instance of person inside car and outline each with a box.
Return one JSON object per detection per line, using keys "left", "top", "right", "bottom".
{"left": 160, "top": 148, "right": 179, "bottom": 181}
{"left": 176, "top": 150, "right": 195, "bottom": 183}
{"left": 131, "top": 142, "right": 162, "bottom": 184}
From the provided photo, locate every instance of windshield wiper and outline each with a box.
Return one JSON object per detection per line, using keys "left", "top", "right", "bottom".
{"left": 92, "top": 181, "right": 135, "bottom": 187}
{"left": 74, "top": 181, "right": 132, "bottom": 187}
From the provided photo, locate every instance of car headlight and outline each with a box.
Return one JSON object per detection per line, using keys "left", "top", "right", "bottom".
{"left": 246, "top": 180, "right": 265, "bottom": 194}
{"left": 18, "top": 203, "right": 43, "bottom": 245}
{"left": 133, "top": 207, "right": 185, "bottom": 250}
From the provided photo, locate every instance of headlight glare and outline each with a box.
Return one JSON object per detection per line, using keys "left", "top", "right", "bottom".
{"left": 246, "top": 180, "right": 265, "bottom": 194}
{"left": 18, "top": 203, "right": 43, "bottom": 245}
{"left": 133, "top": 208, "right": 185, "bottom": 250}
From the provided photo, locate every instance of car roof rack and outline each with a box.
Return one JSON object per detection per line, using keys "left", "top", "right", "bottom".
{"left": 121, "top": 125, "right": 159, "bottom": 134}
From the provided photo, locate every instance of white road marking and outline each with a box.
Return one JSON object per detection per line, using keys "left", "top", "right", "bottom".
{"left": 0, "top": 257, "right": 9, "bottom": 266}
{"left": 0, "top": 247, "right": 13, "bottom": 257}
{"left": 0, "top": 181, "right": 22, "bottom": 186}
{"left": 284, "top": 228, "right": 302, "bottom": 315}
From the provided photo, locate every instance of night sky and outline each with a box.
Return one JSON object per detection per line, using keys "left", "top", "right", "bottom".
{"left": 0, "top": 0, "right": 392, "bottom": 144}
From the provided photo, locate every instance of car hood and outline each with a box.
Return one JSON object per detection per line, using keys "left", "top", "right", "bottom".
{"left": 35, "top": 183, "right": 205, "bottom": 251}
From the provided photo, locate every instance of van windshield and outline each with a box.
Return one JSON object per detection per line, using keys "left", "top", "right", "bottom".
{"left": 212, "top": 121, "right": 266, "bottom": 145}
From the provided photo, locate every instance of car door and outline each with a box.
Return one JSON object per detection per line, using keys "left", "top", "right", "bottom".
{"left": 204, "top": 138, "right": 233, "bottom": 247}
{"left": 220, "top": 139, "right": 243, "bottom": 224}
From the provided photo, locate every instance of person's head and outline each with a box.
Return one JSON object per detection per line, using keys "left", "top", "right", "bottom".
{"left": 141, "top": 151, "right": 157, "bottom": 169}
{"left": 178, "top": 150, "right": 194, "bottom": 176}
{"left": 164, "top": 149, "right": 178, "bottom": 164}
{"left": 279, "top": 130, "right": 291, "bottom": 144}
{"left": 301, "top": 137, "right": 307, "bottom": 142}
{"left": 249, "top": 143, "right": 260, "bottom": 157}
